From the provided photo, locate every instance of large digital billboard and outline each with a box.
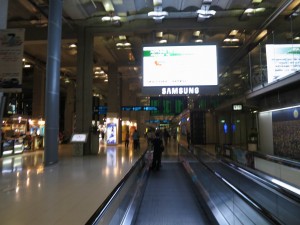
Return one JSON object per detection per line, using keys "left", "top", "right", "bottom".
{"left": 143, "top": 44, "right": 218, "bottom": 86}
{"left": 266, "top": 44, "right": 300, "bottom": 84}
{"left": 142, "top": 44, "right": 218, "bottom": 95}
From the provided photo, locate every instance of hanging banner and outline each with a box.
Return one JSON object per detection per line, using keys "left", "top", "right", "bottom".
{"left": 0, "top": 28, "right": 25, "bottom": 92}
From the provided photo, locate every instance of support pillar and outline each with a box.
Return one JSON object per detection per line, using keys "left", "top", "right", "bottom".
{"left": 0, "top": 0, "right": 8, "bottom": 149}
{"left": 75, "top": 27, "right": 93, "bottom": 155}
{"left": 44, "top": 0, "right": 63, "bottom": 166}
{"left": 32, "top": 67, "right": 46, "bottom": 118}
{"left": 107, "top": 65, "right": 122, "bottom": 143}
{"left": 0, "top": 0, "right": 8, "bottom": 29}
{"left": 64, "top": 82, "right": 75, "bottom": 140}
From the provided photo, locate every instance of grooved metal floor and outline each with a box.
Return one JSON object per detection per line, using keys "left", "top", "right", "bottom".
{"left": 134, "top": 162, "right": 211, "bottom": 225}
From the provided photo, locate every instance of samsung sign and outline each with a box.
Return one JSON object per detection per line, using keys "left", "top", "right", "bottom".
{"left": 162, "top": 87, "right": 200, "bottom": 95}
{"left": 142, "top": 86, "right": 218, "bottom": 95}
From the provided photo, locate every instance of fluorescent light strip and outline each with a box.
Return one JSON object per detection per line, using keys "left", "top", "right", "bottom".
{"left": 271, "top": 178, "right": 300, "bottom": 195}
{"left": 260, "top": 104, "right": 300, "bottom": 113}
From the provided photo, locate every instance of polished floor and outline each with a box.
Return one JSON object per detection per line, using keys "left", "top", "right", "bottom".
{"left": 0, "top": 139, "right": 148, "bottom": 225}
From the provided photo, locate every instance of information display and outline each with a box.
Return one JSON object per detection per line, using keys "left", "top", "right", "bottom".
{"left": 266, "top": 44, "right": 300, "bottom": 83}
{"left": 150, "top": 96, "right": 187, "bottom": 116}
{"left": 71, "top": 133, "right": 88, "bottom": 143}
{"left": 143, "top": 44, "right": 218, "bottom": 87}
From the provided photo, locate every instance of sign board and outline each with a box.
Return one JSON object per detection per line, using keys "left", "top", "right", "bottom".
{"left": 0, "top": 28, "right": 25, "bottom": 92}
{"left": 232, "top": 104, "right": 243, "bottom": 111}
{"left": 70, "top": 133, "right": 88, "bottom": 143}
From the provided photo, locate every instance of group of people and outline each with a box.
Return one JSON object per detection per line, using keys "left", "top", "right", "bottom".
{"left": 124, "top": 129, "right": 140, "bottom": 150}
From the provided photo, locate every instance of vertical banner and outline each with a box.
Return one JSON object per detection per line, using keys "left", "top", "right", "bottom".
{"left": 0, "top": 28, "right": 25, "bottom": 92}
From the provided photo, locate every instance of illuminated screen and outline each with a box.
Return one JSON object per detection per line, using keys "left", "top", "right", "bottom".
{"left": 266, "top": 44, "right": 300, "bottom": 83}
{"left": 143, "top": 45, "right": 218, "bottom": 87}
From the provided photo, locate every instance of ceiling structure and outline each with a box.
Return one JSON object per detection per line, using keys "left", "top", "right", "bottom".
{"left": 6, "top": 0, "right": 300, "bottom": 107}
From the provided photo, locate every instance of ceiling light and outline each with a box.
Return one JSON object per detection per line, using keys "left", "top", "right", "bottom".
{"left": 197, "top": 8, "right": 216, "bottom": 18}
{"left": 68, "top": 43, "right": 77, "bottom": 48}
{"left": 157, "top": 39, "right": 167, "bottom": 44}
{"left": 195, "top": 39, "right": 203, "bottom": 43}
{"left": 244, "top": 7, "right": 265, "bottom": 16}
{"left": 148, "top": 5, "right": 168, "bottom": 20}
{"left": 252, "top": 0, "right": 263, "bottom": 3}
{"left": 294, "top": 36, "right": 300, "bottom": 41}
{"left": 156, "top": 32, "right": 163, "bottom": 38}
{"left": 101, "top": 14, "right": 120, "bottom": 22}
{"left": 288, "top": 4, "right": 300, "bottom": 18}
{"left": 229, "top": 30, "right": 239, "bottom": 36}
{"left": 116, "top": 42, "right": 131, "bottom": 48}
{"left": 224, "top": 38, "right": 240, "bottom": 42}
{"left": 221, "top": 45, "right": 240, "bottom": 48}
{"left": 193, "top": 31, "right": 201, "bottom": 36}
{"left": 148, "top": 11, "right": 168, "bottom": 20}
{"left": 196, "top": 4, "right": 216, "bottom": 19}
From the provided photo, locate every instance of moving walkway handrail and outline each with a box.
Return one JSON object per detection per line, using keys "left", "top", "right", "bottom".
{"left": 85, "top": 150, "right": 148, "bottom": 225}
{"left": 221, "top": 158, "right": 300, "bottom": 205}
{"left": 179, "top": 143, "right": 283, "bottom": 225}
{"left": 254, "top": 151, "right": 300, "bottom": 169}
{"left": 199, "top": 145, "right": 300, "bottom": 204}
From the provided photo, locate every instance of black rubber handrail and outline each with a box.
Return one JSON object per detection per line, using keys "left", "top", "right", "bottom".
{"left": 254, "top": 151, "right": 300, "bottom": 169}
{"left": 179, "top": 143, "right": 283, "bottom": 225}
{"left": 221, "top": 158, "right": 300, "bottom": 205}
{"left": 85, "top": 150, "right": 148, "bottom": 225}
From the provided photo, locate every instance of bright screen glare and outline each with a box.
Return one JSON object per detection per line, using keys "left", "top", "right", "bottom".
{"left": 143, "top": 45, "right": 218, "bottom": 87}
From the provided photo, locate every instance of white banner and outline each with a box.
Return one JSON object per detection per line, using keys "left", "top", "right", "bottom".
{"left": 0, "top": 28, "right": 25, "bottom": 92}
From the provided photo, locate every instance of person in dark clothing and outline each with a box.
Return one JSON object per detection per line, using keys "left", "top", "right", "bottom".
{"left": 151, "top": 131, "right": 164, "bottom": 170}
{"left": 125, "top": 130, "right": 130, "bottom": 149}
{"left": 163, "top": 128, "right": 170, "bottom": 146}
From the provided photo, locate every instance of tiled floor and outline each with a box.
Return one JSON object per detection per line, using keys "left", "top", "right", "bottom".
{"left": 0, "top": 139, "right": 146, "bottom": 225}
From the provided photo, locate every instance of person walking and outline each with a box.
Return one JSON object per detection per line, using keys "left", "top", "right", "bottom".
{"left": 151, "top": 131, "right": 164, "bottom": 171}
{"left": 163, "top": 128, "right": 170, "bottom": 146}
{"left": 133, "top": 129, "right": 140, "bottom": 150}
{"left": 125, "top": 130, "right": 130, "bottom": 149}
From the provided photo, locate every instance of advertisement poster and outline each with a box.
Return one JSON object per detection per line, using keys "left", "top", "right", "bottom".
{"left": 106, "top": 123, "right": 117, "bottom": 145}
{"left": 0, "top": 28, "right": 25, "bottom": 92}
{"left": 266, "top": 44, "right": 300, "bottom": 83}
{"left": 272, "top": 107, "right": 300, "bottom": 160}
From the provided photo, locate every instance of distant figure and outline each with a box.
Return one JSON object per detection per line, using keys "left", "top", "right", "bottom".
{"left": 146, "top": 129, "right": 155, "bottom": 148}
{"left": 133, "top": 129, "right": 140, "bottom": 150}
{"left": 163, "top": 128, "right": 170, "bottom": 145}
{"left": 152, "top": 132, "right": 164, "bottom": 170}
{"left": 125, "top": 130, "right": 130, "bottom": 149}
{"left": 187, "top": 131, "right": 191, "bottom": 149}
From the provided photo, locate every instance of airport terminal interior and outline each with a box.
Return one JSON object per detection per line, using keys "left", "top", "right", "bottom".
{"left": 1, "top": 0, "right": 300, "bottom": 224}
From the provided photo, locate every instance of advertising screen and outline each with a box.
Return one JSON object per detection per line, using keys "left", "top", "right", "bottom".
{"left": 106, "top": 123, "right": 117, "bottom": 144}
{"left": 142, "top": 44, "right": 218, "bottom": 87}
{"left": 266, "top": 44, "right": 300, "bottom": 83}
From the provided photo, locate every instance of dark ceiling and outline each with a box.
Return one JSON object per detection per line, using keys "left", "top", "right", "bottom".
{"left": 6, "top": 0, "right": 300, "bottom": 105}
